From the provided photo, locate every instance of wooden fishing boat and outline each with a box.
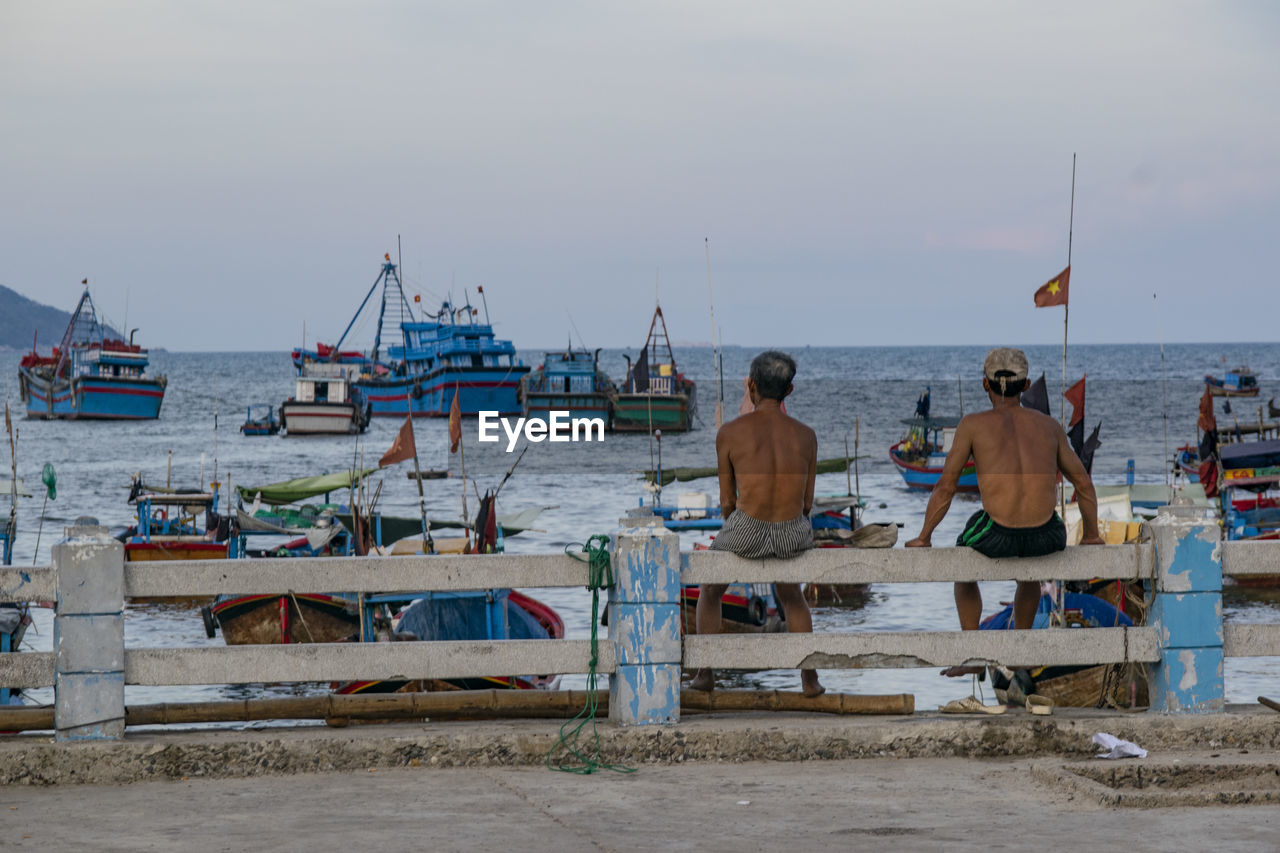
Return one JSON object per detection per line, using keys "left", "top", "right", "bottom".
{"left": 239, "top": 403, "right": 280, "bottom": 436}
{"left": 1204, "top": 366, "right": 1260, "bottom": 397}
{"left": 120, "top": 485, "right": 230, "bottom": 605}
{"left": 280, "top": 362, "right": 370, "bottom": 436}
{"left": 207, "top": 592, "right": 360, "bottom": 644}
{"left": 17, "top": 284, "right": 166, "bottom": 420}
{"left": 981, "top": 593, "right": 1147, "bottom": 708}
{"left": 335, "top": 589, "right": 565, "bottom": 694}
{"left": 889, "top": 416, "right": 978, "bottom": 492}
{"left": 612, "top": 305, "right": 696, "bottom": 433}
{"left": 520, "top": 346, "right": 615, "bottom": 427}
{"left": 293, "top": 257, "right": 528, "bottom": 418}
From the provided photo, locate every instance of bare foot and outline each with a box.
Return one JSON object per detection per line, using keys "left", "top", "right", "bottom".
{"left": 940, "top": 665, "right": 985, "bottom": 678}
{"left": 801, "top": 669, "right": 825, "bottom": 697}
{"left": 688, "top": 668, "right": 716, "bottom": 692}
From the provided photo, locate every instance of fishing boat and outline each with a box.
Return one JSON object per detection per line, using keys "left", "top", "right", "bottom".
{"left": 1204, "top": 366, "right": 1259, "bottom": 397}
{"left": 1174, "top": 444, "right": 1202, "bottom": 482}
{"left": 280, "top": 362, "right": 370, "bottom": 436}
{"left": 292, "top": 256, "right": 528, "bottom": 418}
{"left": 889, "top": 416, "right": 978, "bottom": 492}
{"left": 17, "top": 284, "right": 166, "bottom": 420}
{"left": 519, "top": 346, "right": 615, "bottom": 427}
{"left": 239, "top": 403, "right": 280, "bottom": 436}
{"left": 612, "top": 305, "right": 696, "bottom": 433}
{"left": 120, "top": 485, "right": 230, "bottom": 564}
{"left": 981, "top": 593, "right": 1146, "bottom": 708}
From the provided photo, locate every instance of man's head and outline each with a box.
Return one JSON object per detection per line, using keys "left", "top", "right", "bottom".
{"left": 749, "top": 350, "right": 797, "bottom": 402}
{"left": 983, "top": 347, "right": 1028, "bottom": 397}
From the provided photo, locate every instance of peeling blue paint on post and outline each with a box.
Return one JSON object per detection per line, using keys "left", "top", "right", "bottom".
{"left": 53, "top": 526, "right": 126, "bottom": 741}
{"left": 608, "top": 517, "right": 681, "bottom": 725}
{"left": 1149, "top": 510, "right": 1224, "bottom": 714}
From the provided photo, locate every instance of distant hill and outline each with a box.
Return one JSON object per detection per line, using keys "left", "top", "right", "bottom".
{"left": 0, "top": 284, "right": 119, "bottom": 352}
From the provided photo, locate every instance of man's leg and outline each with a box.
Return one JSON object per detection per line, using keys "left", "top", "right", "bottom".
{"left": 1012, "top": 581, "right": 1041, "bottom": 630}
{"left": 689, "top": 584, "right": 727, "bottom": 691}
{"left": 942, "top": 581, "right": 985, "bottom": 677}
{"left": 774, "top": 583, "right": 824, "bottom": 697}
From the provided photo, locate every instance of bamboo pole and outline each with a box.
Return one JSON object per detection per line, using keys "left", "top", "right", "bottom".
{"left": 0, "top": 690, "right": 915, "bottom": 732}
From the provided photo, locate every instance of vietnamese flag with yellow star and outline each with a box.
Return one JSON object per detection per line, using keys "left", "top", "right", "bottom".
{"left": 1033, "top": 265, "right": 1070, "bottom": 307}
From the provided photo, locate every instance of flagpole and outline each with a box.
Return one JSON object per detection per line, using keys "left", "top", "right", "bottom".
{"left": 1057, "top": 153, "right": 1077, "bottom": 625}
{"left": 455, "top": 384, "right": 470, "bottom": 548}
{"left": 408, "top": 416, "right": 434, "bottom": 554}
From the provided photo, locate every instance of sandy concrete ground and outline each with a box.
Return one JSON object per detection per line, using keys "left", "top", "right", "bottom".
{"left": 2, "top": 753, "right": 1279, "bottom": 852}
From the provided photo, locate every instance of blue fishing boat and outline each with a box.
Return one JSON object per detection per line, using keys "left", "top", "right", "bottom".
{"left": 889, "top": 416, "right": 978, "bottom": 492}
{"left": 17, "top": 284, "right": 166, "bottom": 420}
{"left": 240, "top": 404, "right": 281, "bottom": 436}
{"left": 292, "top": 256, "right": 528, "bottom": 418}
{"left": 519, "top": 346, "right": 615, "bottom": 426}
{"left": 1204, "top": 365, "right": 1259, "bottom": 398}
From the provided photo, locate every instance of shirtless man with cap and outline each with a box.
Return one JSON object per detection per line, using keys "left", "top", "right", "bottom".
{"left": 906, "top": 347, "right": 1103, "bottom": 677}
{"left": 689, "top": 350, "right": 824, "bottom": 697}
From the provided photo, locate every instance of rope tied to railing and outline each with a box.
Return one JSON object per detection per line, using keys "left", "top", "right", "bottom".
{"left": 546, "top": 534, "right": 635, "bottom": 775}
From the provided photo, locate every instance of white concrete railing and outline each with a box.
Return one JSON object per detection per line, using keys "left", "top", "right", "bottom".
{"left": 0, "top": 508, "right": 1276, "bottom": 739}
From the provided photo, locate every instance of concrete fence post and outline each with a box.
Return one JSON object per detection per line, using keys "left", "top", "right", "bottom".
{"left": 53, "top": 523, "right": 126, "bottom": 741}
{"left": 608, "top": 514, "right": 682, "bottom": 725}
{"left": 1148, "top": 507, "right": 1224, "bottom": 714}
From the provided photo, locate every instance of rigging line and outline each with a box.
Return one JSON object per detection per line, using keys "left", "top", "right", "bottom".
{"left": 1154, "top": 292, "right": 1171, "bottom": 492}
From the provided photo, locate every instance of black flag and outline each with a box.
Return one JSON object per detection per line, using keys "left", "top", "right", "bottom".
{"left": 915, "top": 386, "right": 931, "bottom": 419}
{"left": 1074, "top": 422, "right": 1102, "bottom": 474}
{"left": 631, "top": 345, "right": 649, "bottom": 392}
{"left": 1021, "top": 372, "right": 1050, "bottom": 416}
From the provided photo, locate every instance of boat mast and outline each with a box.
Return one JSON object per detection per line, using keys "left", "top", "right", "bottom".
{"left": 332, "top": 263, "right": 389, "bottom": 357}
{"left": 53, "top": 282, "right": 94, "bottom": 378}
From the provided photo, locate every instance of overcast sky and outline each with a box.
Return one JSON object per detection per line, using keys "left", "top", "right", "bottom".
{"left": 2, "top": 2, "right": 1277, "bottom": 352}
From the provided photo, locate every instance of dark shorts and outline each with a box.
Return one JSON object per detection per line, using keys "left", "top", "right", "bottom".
{"left": 956, "top": 510, "right": 1066, "bottom": 559}
{"left": 710, "top": 510, "right": 813, "bottom": 560}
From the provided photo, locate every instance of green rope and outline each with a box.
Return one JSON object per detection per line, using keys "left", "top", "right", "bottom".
{"left": 546, "top": 534, "right": 636, "bottom": 775}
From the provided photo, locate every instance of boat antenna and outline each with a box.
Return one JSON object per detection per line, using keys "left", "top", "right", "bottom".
{"left": 567, "top": 311, "right": 587, "bottom": 351}
{"left": 705, "top": 238, "right": 724, "bottom": 428}
{"left": 957, "top": 373, "right": 964, "bottom": 415}
{"left": 1154, "top": 292, "right": 1171, "bottom": 492}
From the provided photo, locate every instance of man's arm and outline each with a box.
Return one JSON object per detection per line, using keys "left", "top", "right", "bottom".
{"left": 906, "top": 418, "right": 974, "bottom": 547}
{"left": 1057, "top": 426, "right": 1103, "bottom": 544}
{"left": 716, "top": 426, "right": 737, "bottom": 518}
{"left": 803, "top": 428, "right": 817, "bottom": 517}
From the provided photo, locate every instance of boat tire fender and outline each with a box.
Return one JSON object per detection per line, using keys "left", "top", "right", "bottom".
{"left": 747, "top": 595, "right": 767, "bottom": 626}
{"left": 201, "top": 605, "right": 218, "bottom": 638}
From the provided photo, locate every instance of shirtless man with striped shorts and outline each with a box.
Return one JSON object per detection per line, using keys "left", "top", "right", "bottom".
{"left": 689, "top": 350, "right": 824, "bottom": 697}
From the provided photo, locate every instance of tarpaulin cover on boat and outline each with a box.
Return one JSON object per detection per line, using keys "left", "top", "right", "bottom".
{"left": 1220, "top": 439, "right": 1280, "bottom": 471}
{"left": 237, "top": 468, "right": 379, "bottom": 505}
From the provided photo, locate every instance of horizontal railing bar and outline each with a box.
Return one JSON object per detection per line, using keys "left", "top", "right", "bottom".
{"left": 122, "top": 640, "right": 616, "bottom": 686}
{"left": 0, "top": 652, "right": 54, "bottom": 688}
{"left": 1222, "top": 541, "right": 1280, "bottom": 577}
{"left": 1224, "top": 623, "right": 1280, "bottom": 657}
{"left": 684, "top": 544, "right": 1152, "bottom": 585}
{"left": 684, "top": 627, "right": 1160, "bottom": 671}
{"left": 0, "top": 567, "right": 55, "bottom": 603}
{"left": 123, "top": 553, "right": 591, "bottom": 597}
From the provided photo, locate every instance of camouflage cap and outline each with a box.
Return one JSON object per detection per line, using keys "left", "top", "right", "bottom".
{"left": 984, "top": 347, "right": 1029, "bottom": 384}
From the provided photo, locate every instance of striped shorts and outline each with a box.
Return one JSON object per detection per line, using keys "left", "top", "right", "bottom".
{"left": 710, "top": 510, "right": 813, "bottom": 560}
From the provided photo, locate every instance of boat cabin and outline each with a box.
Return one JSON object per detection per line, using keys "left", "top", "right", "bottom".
{"left": 294, "top": 363, "right": 355, "bottom": 404}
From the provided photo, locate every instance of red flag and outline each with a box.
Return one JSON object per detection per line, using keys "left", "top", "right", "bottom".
{"left": 1033, "top": 265, "right": 1070, "bottom": 307}
{"left": 449, "top": 385, "right": 462, "bottom": 453}
{"left": 1063, "top": 375, "right": 1086, "bottom": 427}
{"left": 378, "top": 415, "right": 416, "bottom": 467}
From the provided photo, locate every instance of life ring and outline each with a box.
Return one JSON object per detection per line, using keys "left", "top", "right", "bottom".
{"left": 152, "top": 508, "right": 168, "bottom": 522}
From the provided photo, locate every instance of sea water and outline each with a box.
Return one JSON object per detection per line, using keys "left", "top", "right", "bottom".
{"left": 1, "top": 342, "right": 1277, "bottom": 713}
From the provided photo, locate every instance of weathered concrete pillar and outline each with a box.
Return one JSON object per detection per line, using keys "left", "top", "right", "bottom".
{"left": 608, "top": 514, "right": 682, "bottom": 725}
{"left": 1148, "top": 507, "right": 1224, "bottom": 714}
{"left": 53, "top": 524, "right": 125, "bottom": 741}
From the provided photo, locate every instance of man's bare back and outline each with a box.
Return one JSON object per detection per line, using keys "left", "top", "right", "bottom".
{"left": 957, "top": 406, "right": 1072, "bottom": 528}
{"left": 716, "top": 403, "right": 817, "bottom": 522}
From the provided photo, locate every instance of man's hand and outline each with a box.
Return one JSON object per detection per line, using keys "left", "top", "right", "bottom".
{"left": 1080, "top": 535, "right": 1105, "bottom": 545}
{"left": 905, "top": 536, "right": 931, "bottom": 548}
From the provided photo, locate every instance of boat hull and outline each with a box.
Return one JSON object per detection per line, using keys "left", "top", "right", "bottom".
{"left": 280, "top": 401, "right": 367, "bottom": 435}
{"left": 1207, "top": 385, "right": 1260, "bottom": 398}
{"left": 210, "top": 593, "right": 360, "bottom": 645}
{"left": 888, "top": 442, "right": 979, "bottom": 492}
{"left": 521, "top": 393, "right": 612, "bottom": 427}
{"left": 358, "top": 366, "right": 529, "bottom": 418}
{"left": 612, "top": 393, "right": 693, "bottom": 432}
{"left": 124, "top": 542, "right": 228, "bottom": 562}
{"left": 18, "top": 370, "right": 165, "bottom": 420}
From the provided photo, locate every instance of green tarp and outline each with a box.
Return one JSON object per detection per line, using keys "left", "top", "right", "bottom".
{"left": 237, "top": 468, "right": 379, "bottom": 506}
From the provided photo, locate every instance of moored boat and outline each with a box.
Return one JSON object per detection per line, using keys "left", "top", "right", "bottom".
{"left": 280, "top": 362, "right": 370, "bottom": 436}
{"left": 519, "top": 346, "right": 615, "bottom": 427}
{"left": 240, "top": 403, "right": 281, "bottom": 436}
{"left": 294, "top": 256, "right": 528, "bottom": 418}
{"left": 1205, "top": 366, "right": 1260, "bottom": 397}
{"left": 612, "top": 305, "right": 696, "bottom": 433}
{"left": 889, "top": 416, "right": 978, "bottom": 492}
{"left": 17, "top": 283, "right": 166, "bottom": 420}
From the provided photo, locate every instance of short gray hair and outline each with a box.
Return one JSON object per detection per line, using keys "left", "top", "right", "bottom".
{"left": 750, "top": 350, "right": 797, "bottom": 401}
